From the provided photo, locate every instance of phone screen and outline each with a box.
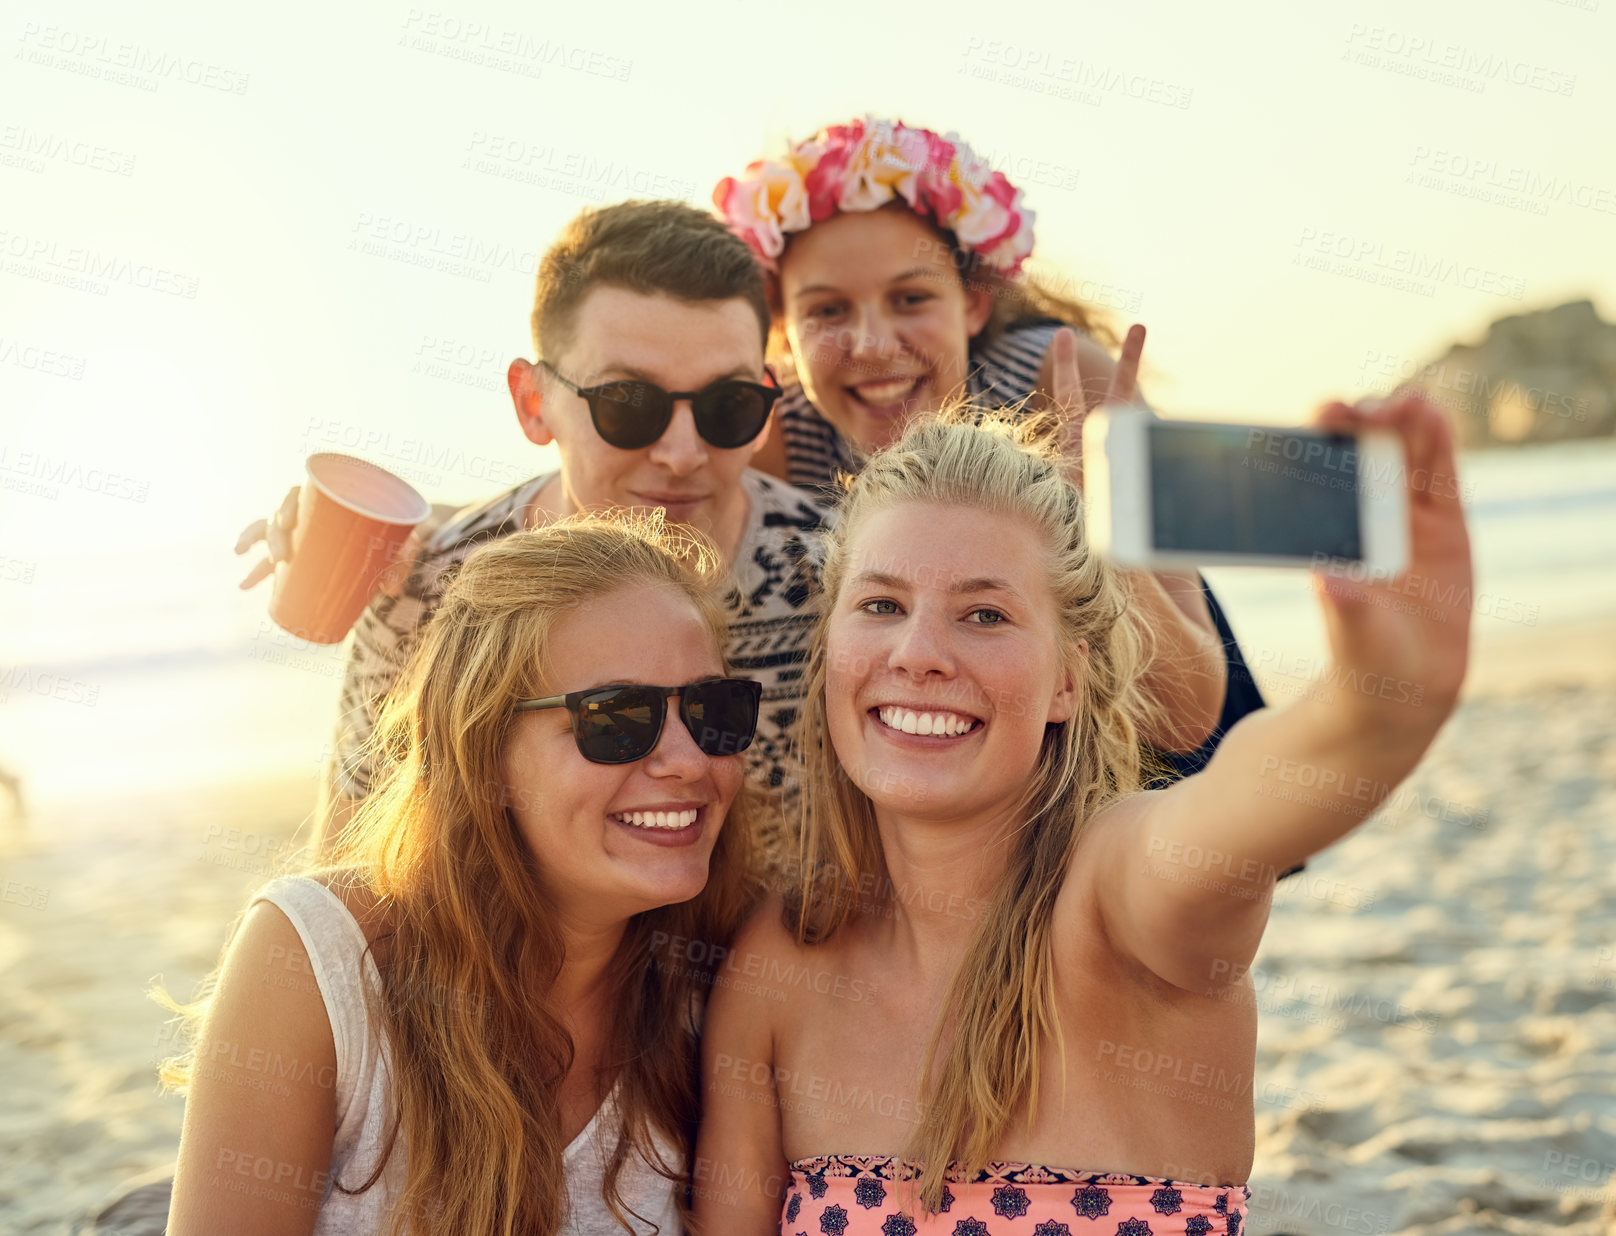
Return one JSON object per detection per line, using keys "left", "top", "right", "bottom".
{"left": 1148, "top": 424, "right": 1363, "bottom": 560}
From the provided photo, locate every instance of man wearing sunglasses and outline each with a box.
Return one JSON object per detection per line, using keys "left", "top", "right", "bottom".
{"left": 279, "top": 200, "right": 833, "bottom": 851}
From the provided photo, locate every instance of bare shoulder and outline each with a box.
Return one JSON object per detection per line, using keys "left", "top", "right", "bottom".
{"left": 170, "top": 894, "right": 338, "bottom": 1232}
{"left": 183, "top": 897, "right": 339, "bottom": 1107}
{"left": 702, "top": 896, "right": 800, "bottom": 1055}
{"left": 719, "top": 893, "right": 813, "bottom": 990}
{"left": 1030, "top": 328, "right": 1127, "bottom": 409}
{"left": 1071, "top": 331, "right": 1119, "bottom": 372}
{"left": 1058, "top": 787, "right": 1272, "bottom": 996}
{"left": 724, "top": 891, "right": 894, "bottom": 1030}
{"left": 1071, "top": 792, "right": 1159, "bottom": 875}
{"left": 1052, "top": 793, "right": 1166, "bottom": 969}
{"left": 1025, "top": 322, "right": 1115, "bottom": 362}
{"left": 306, "top": 868, "right": 398, "bottom": 967}
{"left": 712, "top": 893, "right": 858, "bottom": 1017}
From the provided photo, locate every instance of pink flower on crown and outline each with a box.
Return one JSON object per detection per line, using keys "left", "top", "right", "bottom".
{"left": 714, "top": 117, "right": 1036, "bottom": 276}
{"left": 713, "top": 158, "right": 810, "bottom": 265}
{"left": 799, "top": 123, "right": 860, "bottom": 221}
{"left": 914, "top": 130, "right": 963, "bottom": 219}
{"left": 934, "top": 148, "right": 1036, "bottom": 273}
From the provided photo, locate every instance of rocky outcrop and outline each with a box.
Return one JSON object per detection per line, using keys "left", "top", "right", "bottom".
{"left": 1412, "top": 299, "right": 1616, "bottom": 447}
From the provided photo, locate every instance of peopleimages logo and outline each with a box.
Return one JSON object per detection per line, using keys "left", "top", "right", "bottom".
{"left": 300, "top": 415, "right": 527, "bottom": 488}
{"left": 959, "top": 37, "right": 1195, "bottom": 109}
{"left": 1293, "top": 227, "right": 1526, "bottom": 301}
{"left": 1357, "top": 349, "right": 1592, "bottom": 426}
{"left": 15, "top": 23, "right": 251, "bottom": 94}
{"left": 1342, "top": 24, "right": 1576, "bottom": 97}
{"left": 0, "top": 336, "right": 88, "bottom": 380}
{"left": 398, "top": 10, "right": 632, "bottom": 82}
{"left": 0, "top": 229, "right": 201, "bottom": 299}
{"left": 0, "top": 665, "right": 101, "bottom": 707}
{"left": 463, "top": 134, "right": 697, "bottom": 199}
{"left": 0, "top": 446, "right": 150, "bottom": 503}
{"left": 348, "top": 212, "right": 539, "bottom": 283}
{"left": 1406, "top": 147, "right": 1616, "bottom": 218}
{"left": 0, "top": 126, "right": 137, "bottom": 176}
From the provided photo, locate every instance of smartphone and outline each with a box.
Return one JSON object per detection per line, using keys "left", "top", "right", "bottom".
{"left": 1082, "top": 409, "right": 1409, "bottom": 575}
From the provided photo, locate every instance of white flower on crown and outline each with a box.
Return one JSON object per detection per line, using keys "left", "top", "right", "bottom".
{"left": 947, "top": 146, "right": 1036, "bottom": 272}
{"left": 715, "top": 117, "right": 1038, "bottom": 277}
{"left": 718, "top": 158, "right": 810, "bottom": 263}
{"left": 837, "top": 119, "right": 931, "bottom": 214}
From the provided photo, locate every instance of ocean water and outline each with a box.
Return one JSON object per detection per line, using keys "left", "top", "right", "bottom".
{"left": 0, "top": 543, "right": 345, "bottom": 818}
{"left": 1203, "top": 436, "right": 1616, "bottom": 685}
{"left": 2, "top": 439, "right": 1613, "bottom": 815}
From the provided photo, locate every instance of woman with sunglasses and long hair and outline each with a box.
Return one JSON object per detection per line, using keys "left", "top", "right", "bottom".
{"left": 162, "top": 514, "right": 762, "bottom": 1234}
{"left": 694, "top": 391, "right": 1471, "bottom": 1233}
{"left": 715, "top": 116, "right": 1263, "bottom": 772}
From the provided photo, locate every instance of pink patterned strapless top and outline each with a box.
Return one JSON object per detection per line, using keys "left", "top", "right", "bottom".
{"left": 782, "top": 1156, "right": 1250, "bottom": 1236}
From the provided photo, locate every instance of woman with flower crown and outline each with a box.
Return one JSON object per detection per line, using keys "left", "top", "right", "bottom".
{"left": 713, "top": 117, "right": 1264, "bottom": 775}
{"left": 716, "top": 116, "right": 1106, "bottom": 486}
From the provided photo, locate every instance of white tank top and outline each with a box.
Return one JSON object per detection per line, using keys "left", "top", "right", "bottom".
{"left": 254, "top": 876, "right": 684, "bottom": 1234}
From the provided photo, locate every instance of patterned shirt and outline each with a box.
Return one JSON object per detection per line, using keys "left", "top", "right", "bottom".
{"left": 331, "top": 469, "right": 830, "bottom": 810}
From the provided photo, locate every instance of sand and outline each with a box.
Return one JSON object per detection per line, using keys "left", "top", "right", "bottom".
{"left": 0, "top": 775, "right": 319, "bottom": 1234}
{"left": 0, "top": 624, "right": 1612, "bottom": 1234}
{"left": 1242, "top": 674, "right": 1616, "bottom": 1233}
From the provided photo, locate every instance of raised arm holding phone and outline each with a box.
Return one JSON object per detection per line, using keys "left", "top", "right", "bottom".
{"left": 694, "top": 389, "right": 1468, "bottom": 1234}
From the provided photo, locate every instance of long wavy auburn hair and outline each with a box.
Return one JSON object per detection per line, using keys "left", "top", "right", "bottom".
{"left": 160, "top": 513, "right": 759, "bottom": 1234}
{"left": 791, "top": 408, "right": 1156, "bottom": 1211}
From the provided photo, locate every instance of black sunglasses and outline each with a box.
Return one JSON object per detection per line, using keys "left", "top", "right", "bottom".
{"left": 539, "top": 361, "right": 782, "bottom": 451}
{"left": 514, "top": 678, "right": 762, "bottom": 765}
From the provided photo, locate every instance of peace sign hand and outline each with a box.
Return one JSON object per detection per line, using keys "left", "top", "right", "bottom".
{"left": 1040, "top": 323, "right": 1146, "bottom": 487}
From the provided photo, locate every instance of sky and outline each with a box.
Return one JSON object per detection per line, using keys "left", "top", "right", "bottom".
{"left": 1, "top": 0, "right": 1612, "bottom": 663}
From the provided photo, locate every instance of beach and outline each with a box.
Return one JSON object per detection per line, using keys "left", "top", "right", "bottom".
{"left": 0, "top": 618, "right": 1610, "bottom": 1233}
{"left": 0, "top": 772, "right": 317, "bottom": 1234}
{"left": 5, "top": 0, "right": 1614, "bottom": 1225}
{"left": 1239, "top": 623, "right": 1616, "bottom": 1235}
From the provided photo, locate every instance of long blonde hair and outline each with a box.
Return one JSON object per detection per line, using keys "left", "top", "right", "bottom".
{"left": 792, "top": 409, "right": 1152, "bottom": 1210}
{"left": 160, "top": 513, "right": 759, "bottom": 1234}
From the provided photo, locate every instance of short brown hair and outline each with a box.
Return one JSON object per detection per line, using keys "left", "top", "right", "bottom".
{"left": 531, "top": 200, "right": 770, "bottom": 360}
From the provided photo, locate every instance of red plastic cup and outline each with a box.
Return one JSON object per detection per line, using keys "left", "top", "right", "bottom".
{"left": 267, "top": 453, "right": 431, "bottom": 644}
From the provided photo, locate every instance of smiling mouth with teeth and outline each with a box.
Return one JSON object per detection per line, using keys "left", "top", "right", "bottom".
{"left": 610, "top": 808, "right": 700, "bottom": 831}
{"left": 874, "top": 705, "right": 980, "bottom": 737}
{"left": 850, "top": 376, "right": 926, "bottom": 408}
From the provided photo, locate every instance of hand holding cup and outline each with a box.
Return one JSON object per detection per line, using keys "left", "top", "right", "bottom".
{"left": 239, "top": 454, "right": 432, "bottom": 645}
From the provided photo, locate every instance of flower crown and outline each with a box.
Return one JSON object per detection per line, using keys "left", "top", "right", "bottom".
{"left": 713, "top": 117, "right": 1037, "bottom": 278}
